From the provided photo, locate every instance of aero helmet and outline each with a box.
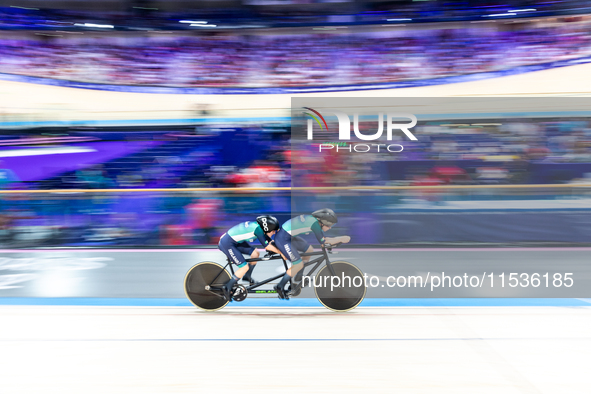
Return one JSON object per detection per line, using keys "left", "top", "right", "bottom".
{"left": 312, "top": 208, "right": 338, "bottom": 226}
{"left": 256, "top": 215, "right": 279, "bottom": 233}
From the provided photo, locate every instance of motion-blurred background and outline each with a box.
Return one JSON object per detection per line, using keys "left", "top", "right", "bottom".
{"left": 3, "top": 6, "right": 591, "bottom": 393}
{"left": 0, "top": 0, "right": 590, "bottom": 248}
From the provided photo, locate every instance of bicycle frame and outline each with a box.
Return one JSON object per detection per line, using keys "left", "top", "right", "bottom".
{"left": 208, "top": 244, "right": 339, "bottom": 295}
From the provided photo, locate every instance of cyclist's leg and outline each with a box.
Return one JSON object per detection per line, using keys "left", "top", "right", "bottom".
{"left": 284, "top": 259, "right": 303, "bottom": 286}
{"left": 237, "top": 241, "right": 258, "bottom": 283}
{"left": 286, "top": 236, "right": 310, "bottom": 291}
{"left": 218, "top": 234, "right": 250, "bottom": 299}
{"left": 292, "top": 236, "right": 313, "bottom": 267}
{"left": 273, "top": 229, "right": 302, "bottom": 299}
{"left": 280, "top": 236, "right": 311, "bottom": 286}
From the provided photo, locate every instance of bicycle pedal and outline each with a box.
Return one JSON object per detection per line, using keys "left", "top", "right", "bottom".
{"left": 232, "top": 285, "right": 248, "bottom": 302}
{"left": 222, "top": 287, "right": 233, "bottom": 303}
{"left": 274, "top": 284, "right": 288, "bottom": 300}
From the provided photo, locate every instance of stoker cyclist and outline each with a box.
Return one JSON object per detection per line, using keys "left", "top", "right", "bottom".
{"left": 218, "top": 215, "right": 284, "bottom": 301}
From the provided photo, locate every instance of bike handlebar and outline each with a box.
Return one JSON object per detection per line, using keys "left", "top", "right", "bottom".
{"left": 324, "top": 242, "right": 342, "bottom": 253}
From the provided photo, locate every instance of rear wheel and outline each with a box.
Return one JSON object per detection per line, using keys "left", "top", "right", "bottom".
{"left": 184, "top": 262, "right": 231, "bottom": 311}
{"left": 314, "top": 261, "right": 366, "bottom": 312}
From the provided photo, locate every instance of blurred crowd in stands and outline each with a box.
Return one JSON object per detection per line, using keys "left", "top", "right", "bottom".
{"left": 0, "top": 118, "right": 590, "bottom": 247}
{"left": 295, "top": 119, "right": 591, "bottom": 186}
{"left": 1, "top": 20, "right": 591, "bottom": 88}
{"left": 2, "top": 1, "right": 591, "bottom": 29}
{"left": 1, "top": 0, "right": 591, "bottom": 247}
{"left": 0, "top": 119, "right": 590, "bottom": 192}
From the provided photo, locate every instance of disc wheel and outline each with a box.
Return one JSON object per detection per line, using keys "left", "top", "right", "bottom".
{"left": 314, "top": 261, "right": 366, "bottom": 312}
{"left": 184, "top": 262, "right": 231, "bottom": 311}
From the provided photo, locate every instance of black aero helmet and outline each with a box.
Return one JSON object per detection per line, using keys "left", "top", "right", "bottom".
{"left": 312, "top": 208, "right": 338, "bottom": 226}
{"left": 256, "top": 215, "right": 279, "bottom": 233}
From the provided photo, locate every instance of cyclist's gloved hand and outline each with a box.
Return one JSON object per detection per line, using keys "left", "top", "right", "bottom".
{"left": 325, "top": 236, "right": 350, "bottom": 245}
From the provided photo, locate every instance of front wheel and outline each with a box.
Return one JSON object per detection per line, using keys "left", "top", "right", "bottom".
{"left": 184, "top": 262, "right": 231, "bottom": 311}
{"left": 314, "top": 261, "right": 366, "bottom": 312}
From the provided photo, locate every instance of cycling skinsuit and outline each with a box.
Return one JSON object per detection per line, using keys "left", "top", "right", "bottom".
{"left": 274, "top": 215, "right": 325, "bottom": 265}
{"left": 218, "top": 221, "right": 270, "bottom": 268}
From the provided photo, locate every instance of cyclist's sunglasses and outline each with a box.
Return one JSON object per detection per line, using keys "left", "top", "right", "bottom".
{"left": 319, "top": 220, "right": 336, "bottom": 227}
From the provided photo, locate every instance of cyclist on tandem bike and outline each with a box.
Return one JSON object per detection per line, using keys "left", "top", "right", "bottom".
{"left": 273, "top": 208, "right": 348, "bottom": 300}
{"left": 185, "top": 208, "right": 365, "bottom": 311}
{"left": 218, "top": 215, "right": 284, "bottom": 301}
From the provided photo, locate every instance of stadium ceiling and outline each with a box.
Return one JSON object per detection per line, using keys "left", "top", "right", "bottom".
{"left": 0, "top": 0, "right": 244, "bottom": 12}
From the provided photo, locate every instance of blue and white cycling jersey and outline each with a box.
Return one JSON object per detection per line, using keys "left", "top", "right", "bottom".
{"left": 226, "top": 221, "right": 270, "bottom": 246}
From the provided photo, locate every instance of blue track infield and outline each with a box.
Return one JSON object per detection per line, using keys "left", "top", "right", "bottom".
{"left": 0, "top": 298, "right": 590, "bottom": 307}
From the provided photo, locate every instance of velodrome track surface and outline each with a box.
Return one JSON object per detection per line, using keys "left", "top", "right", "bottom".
{"left": 1, "top": 305, "right": 590, "bottom": 393}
